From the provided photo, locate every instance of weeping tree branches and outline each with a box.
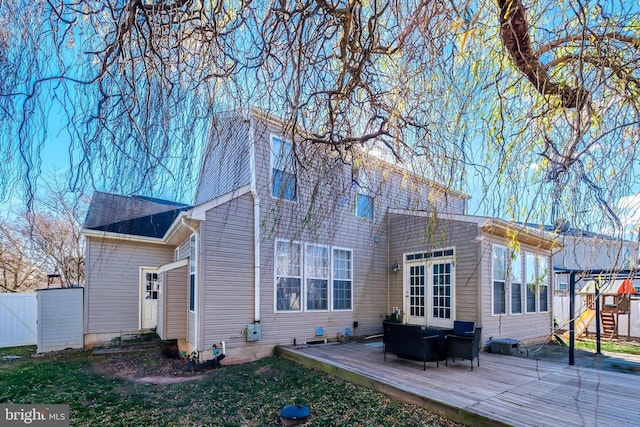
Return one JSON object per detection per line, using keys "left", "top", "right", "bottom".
{"left": 0, "top": 0, "right": 638, "bottom": 234}
{"left": 498, "top": 0, "right": 590, "bottom": 109}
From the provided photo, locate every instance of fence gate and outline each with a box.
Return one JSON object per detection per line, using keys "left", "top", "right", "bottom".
{"left": 0, "top": 293, "right": 37, "bottom": 347}
{"left": 36, "top": 288, "right": 84, "bottom": 353}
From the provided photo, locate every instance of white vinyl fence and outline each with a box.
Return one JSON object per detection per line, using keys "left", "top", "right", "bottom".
{"left": 0, "top": 293, "right": 38, "bottom": 348}
{"left": 36, "top": 288, "right": 84, "bottom": 353}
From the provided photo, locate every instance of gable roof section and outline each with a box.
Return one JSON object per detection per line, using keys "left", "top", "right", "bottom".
{"left": 83, "top": 192, "right": 191, "bottom": 238}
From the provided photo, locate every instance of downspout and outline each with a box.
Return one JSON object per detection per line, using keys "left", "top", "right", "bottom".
{"left": 181, "top": 216, "right": 200, "bottom": 350}
{"left": 248, "top": 115, "right": 261, "bottom": 324}
{"left": 387, "top": 208, "right": 390, "bottom": 315}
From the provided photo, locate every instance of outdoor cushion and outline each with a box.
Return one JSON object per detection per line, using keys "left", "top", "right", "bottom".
{"left": 452, "top": 320, "right": 475, "bottom": 336}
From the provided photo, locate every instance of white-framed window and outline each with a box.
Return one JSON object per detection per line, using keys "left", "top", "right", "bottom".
{"left": 332, "top": 247, "right": 353, "bottom": 310}
{"left": 525, "top": 252, "right": 537, "bottom": 313}
{"left": 492, "top": 245, "right": 507, "bottom": 315}
{"left": 275, "top": 240, "right": 302, "bottom": 311}
{"left": 189, "top": 234, "right": 197, "bottom": 312}
{"left": 271, "top": 136, "right": 297, "bottom": 201}
{"left": 539, "top": 257, "right": 549, "bottom": 312}
{"left": 510, "top": 250, "right": 522, "bottom": 314}
{"left": 557, "top": 282, "right": 569, "bottom": 291}
{"left": 275, "top": 240, "right": 353, "bottom": 312}
{"left": 306, "top": 244, "right": 329, "bottom": 311}
{"left": 494, "top": 245, "right": 549, "bottom": 315}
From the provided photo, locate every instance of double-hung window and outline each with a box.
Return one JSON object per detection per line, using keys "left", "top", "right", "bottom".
{"left": 525, "top": 252, "right": 537, "bottom": 313}
{"left": 275, "top": 240, "right": 352, "bottom": 312}
{"left": 538, "top": 257, "right": 549, "bottom": 312}
{"left": 494, "top": 245, "right": 549, "bottom": 315}
{"left": 306, "top": 244, "right": 329, "bottom": 310}
{"left": 332, "top": 248, "right": 352, "bottom": 310}
{"left": 510, "top": 251, "right": 522, "bottom": 314}
{"left": 275, "top": 241, "right": 302, "bottom": 311}
{"left": 492, "top": 246, "right": 507, "bottom": 315}
{"left": 271, "top": 136, "right": 297, "bottom": 201}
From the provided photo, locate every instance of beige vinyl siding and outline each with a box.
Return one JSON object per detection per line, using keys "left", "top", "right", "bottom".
{"left": 249, "top": 116, "right": 467, "bottom": 234}
{"left": 199, "top": 194, "right": 255, "bottom": 349}
{"left": 156, "top": 272, "right": 165, "bottom": 339}
{"left": 84, "top": 237, "right": 173, "bottom": 334}
{"left": 177, "top": 239, "right": 190, "bottom": 260}
{"left": 190, "top": 111, "right": 470, "bottom": 356}
{"left": 389, "top": 214, "right": 481, "bottom": 324}
{"left": 256, "top": 217, "right": 389, "bottom": 342}
{"left": 195, "top": 116, "right": 251, "bottom": 205}
{"left": 250, "top": 118, "right": 434, "bottom": 341}
{"left": 157, "top": 265, "right": 188, "bottom": 340}
{"left": 480, "top": 236, "right": 552, "bottom": 344}
{"left": 188, "top": 311, "right": 196, "bottom": 345}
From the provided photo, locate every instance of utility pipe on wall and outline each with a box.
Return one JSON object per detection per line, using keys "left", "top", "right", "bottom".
{"left": 248, "top": 115, "right": 261, "bottom": 324}
{"left": 181, "top": 215, "right": 200, "bottom": 350}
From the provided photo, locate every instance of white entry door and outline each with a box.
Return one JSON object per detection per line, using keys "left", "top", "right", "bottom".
{"left": 141, "top": 268, "right": 159, "bottom": 329}
{"left": 405, "top": 259, "right": 455, "bottom": 328}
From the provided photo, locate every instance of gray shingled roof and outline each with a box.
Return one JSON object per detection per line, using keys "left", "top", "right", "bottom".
{"left": 83, "top": 192, "right": 191, "bottom": 238}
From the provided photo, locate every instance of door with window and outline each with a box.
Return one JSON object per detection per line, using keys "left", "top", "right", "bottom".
{"left": 405, "top": 260, "right": 455, "bottom": 328}
{"left": 141, "top": 268, "right": 159, "bottom": 329}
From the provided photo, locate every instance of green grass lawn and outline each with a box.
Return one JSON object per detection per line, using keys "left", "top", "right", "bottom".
{"left": 575, "top": 339, "right": 640, "bottom": 355}
{"left": 0, "top": 345, "right": 460, "bottom": 426}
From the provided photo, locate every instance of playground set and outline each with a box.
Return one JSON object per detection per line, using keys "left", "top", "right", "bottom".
{"left": 556, "top": 278, "right": 638, "bottom": 343}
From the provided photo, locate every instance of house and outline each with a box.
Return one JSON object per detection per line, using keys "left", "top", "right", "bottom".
{"left": 82, "top": 108, "right": 558, "bottom": 362}
{"left": 550, "top": 226, "right": 638, "bottom": 293}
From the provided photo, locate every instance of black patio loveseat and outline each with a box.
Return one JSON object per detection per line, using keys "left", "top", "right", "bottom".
{"left": 382, "top": 321, "right": 441, "bottom": 370}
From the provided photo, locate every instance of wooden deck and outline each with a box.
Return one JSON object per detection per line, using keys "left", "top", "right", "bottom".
{"left": 276, "top": 341, "right": 640, "bottom": 426}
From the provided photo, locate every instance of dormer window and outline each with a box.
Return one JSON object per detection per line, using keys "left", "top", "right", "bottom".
{"left": 271, "top": 136, "right": 297, "bottom": 201}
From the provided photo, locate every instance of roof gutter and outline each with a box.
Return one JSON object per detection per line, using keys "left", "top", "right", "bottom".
{"left": 81, "top": 229, "right": 166, "bottom": 244}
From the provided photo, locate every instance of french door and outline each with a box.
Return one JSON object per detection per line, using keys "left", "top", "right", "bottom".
{"left": 405, "top": 259, "right": 455, "bottom": 328}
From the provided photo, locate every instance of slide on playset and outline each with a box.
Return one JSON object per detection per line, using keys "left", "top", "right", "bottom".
{"left": 556, "top": 309, "right": 596, "bottom": 345}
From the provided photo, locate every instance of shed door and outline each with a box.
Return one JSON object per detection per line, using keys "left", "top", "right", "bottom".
{"left": 141, "top": 268, "right": 159, "bottom": 329}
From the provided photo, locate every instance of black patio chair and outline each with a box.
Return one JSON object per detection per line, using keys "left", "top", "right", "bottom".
{"left": 445, "top": 325, "right": 482, "bottom": 371}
